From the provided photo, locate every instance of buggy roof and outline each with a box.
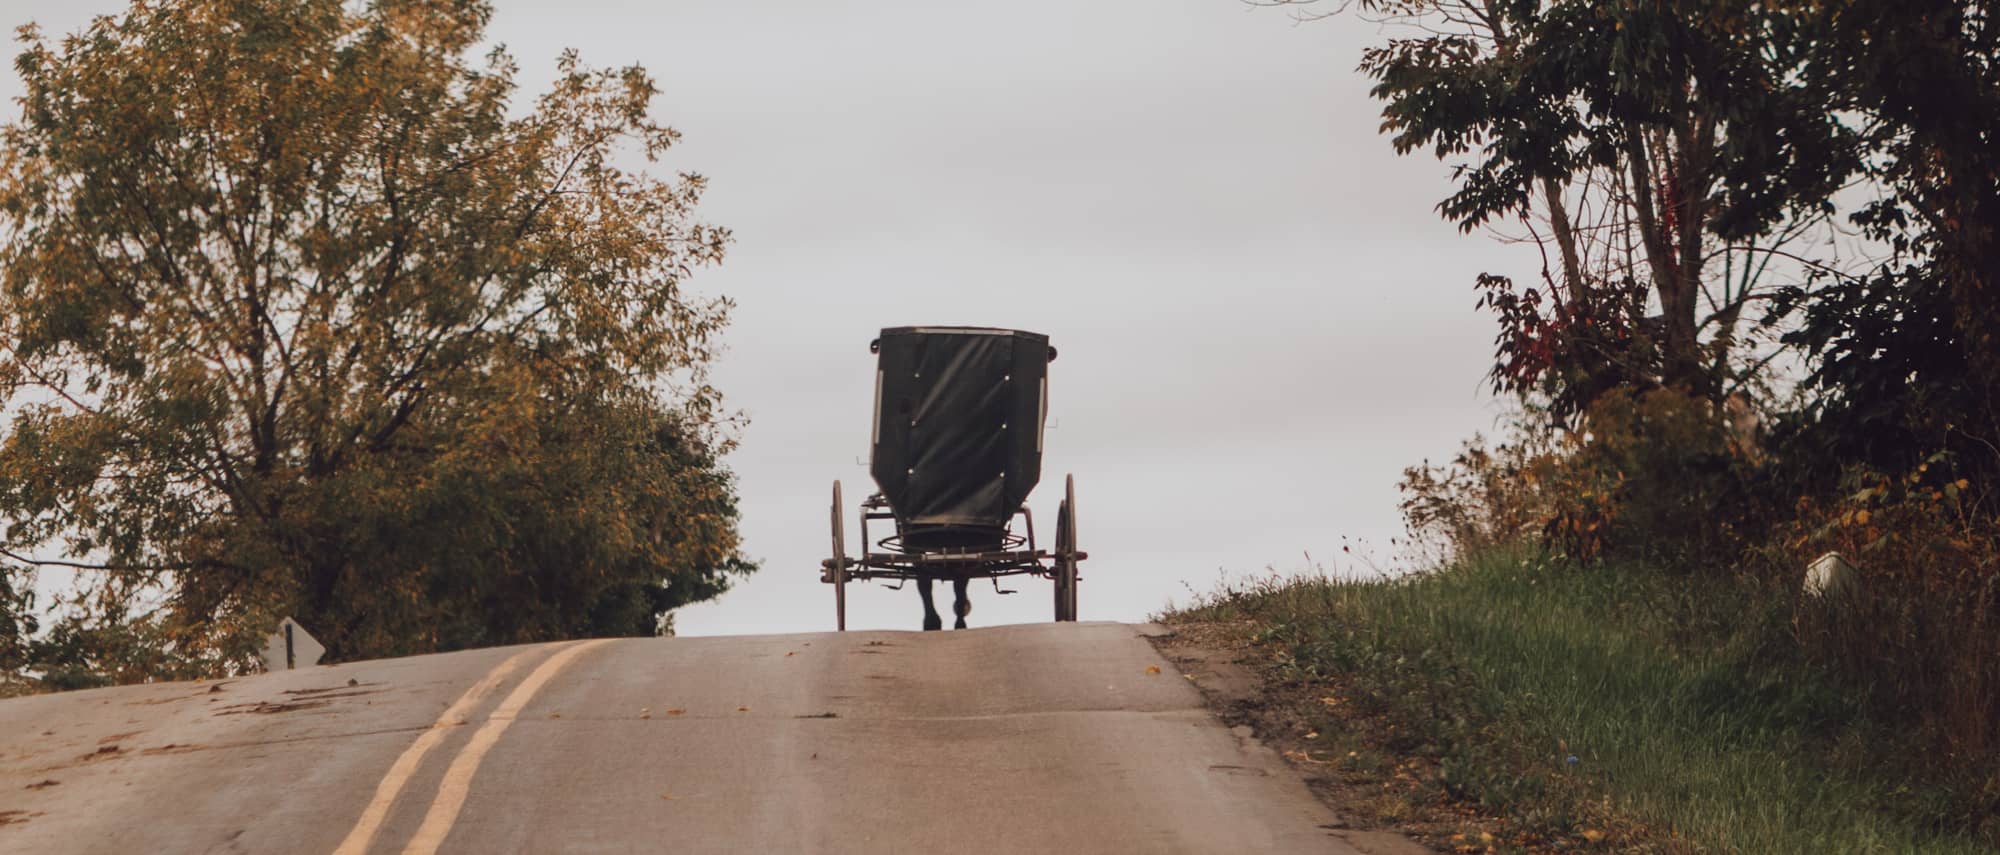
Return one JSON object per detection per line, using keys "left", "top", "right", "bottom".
{"left": 881, "top": 326, "right": 1038, "bottom": 337}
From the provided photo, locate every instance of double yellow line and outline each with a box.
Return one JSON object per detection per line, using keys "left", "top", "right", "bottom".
{"left": 331, "top": 639, "right": 614, "bottom": 855}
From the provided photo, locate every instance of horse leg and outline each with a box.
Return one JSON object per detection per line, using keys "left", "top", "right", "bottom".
{"left": 917, "top": 577, "right": 943, "bottom": 631}
{"left": 952, "top": 578, "right": 971, "bottom": 630}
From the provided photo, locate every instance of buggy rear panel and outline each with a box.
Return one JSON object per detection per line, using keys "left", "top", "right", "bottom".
{"left": 869, "top": 327, "right": 1051, "bottom": 551}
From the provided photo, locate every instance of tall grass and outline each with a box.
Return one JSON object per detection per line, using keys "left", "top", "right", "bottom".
{"left": 1172, "top": 548, "right": 2000, "bottom": 853}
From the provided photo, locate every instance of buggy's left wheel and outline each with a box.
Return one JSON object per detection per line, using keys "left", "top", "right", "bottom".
{"left": 831, "top": 480, "right": 848, "bottom": 631}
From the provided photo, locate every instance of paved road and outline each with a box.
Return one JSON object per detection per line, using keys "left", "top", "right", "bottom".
{"left": 0, "top": 622, "right": 1358, "bottom": 854}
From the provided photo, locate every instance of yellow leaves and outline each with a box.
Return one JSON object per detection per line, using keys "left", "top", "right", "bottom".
{"left": 1144, "top": 665, "right": 1161, "bottom": 675}
{"left": 1445, "top": 830, "right": 1494, "bottom": 853}
{"left": 1581, "top": 828, "right": 1605, "bottom": 843}
{"left": 0, "top": 0, "right": 751, "bottom": 672}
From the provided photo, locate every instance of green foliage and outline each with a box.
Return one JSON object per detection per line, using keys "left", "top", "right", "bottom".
{"left": 1546, "top": 388, "right": 1769, "bottom": 567}
{"left": 0, "top": 565, "right": 33, "bottom": 681}
{"left": 1300, "top": 1, "right": 2000, "bottom": 843}
{"left": 1763, "top": 0, "right": 2000, "bottom": 488}
{"left": 1404, "top": 397, "right": 2000, "bottom": 778}
{"left": 1360, "top": 0, "right": 1849, "bottom": 238}
{"left": 0, "top": 0, "right": 752, "bottom": 674}
{"left": 1780, "top": 457, "right": 2000, "bottom": 766}
{"left": 1168, "top": 550, "right": 2000, "bottom": 852}
{"left": 1799, "top": 0, "right": 2000, "bottom": 403}
{"left": 1402, "top": 389, "right": 1766, "bottom": 568}
{"left": 1343, "top": 0, "right": 1857, "bottom": 401}
{"left": 1768, "top": 265, "right": 1971, "bottom": 476}
{"left": 26, "top": 606, "right": 188, "bottom": 690}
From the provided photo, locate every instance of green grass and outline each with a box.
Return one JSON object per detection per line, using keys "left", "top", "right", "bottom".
{"left": 1168, "top": 550, "right": 1999, "bottom": 853}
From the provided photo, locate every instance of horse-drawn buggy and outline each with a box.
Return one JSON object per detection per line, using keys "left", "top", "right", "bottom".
{"left": 820, "top": 326, "right": 1087, "bottom": 631}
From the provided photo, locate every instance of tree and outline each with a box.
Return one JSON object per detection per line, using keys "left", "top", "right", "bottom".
{"left": 1265, "top": 0, "right": 1855, "bottom": 418}
{"left": 0, "top": 0, "right": 752, "bottom": 672}
{"left": 1772, "top": 0, "right": 2000, "bottom": 477}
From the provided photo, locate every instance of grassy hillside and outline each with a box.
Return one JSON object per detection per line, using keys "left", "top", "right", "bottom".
{"left": 1161, "top": 550, "right": 1999, "bottom": 853}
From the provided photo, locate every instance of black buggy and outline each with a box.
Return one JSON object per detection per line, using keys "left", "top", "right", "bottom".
{"left": 820, "top": 326, "right": 1087, "bottom": 630}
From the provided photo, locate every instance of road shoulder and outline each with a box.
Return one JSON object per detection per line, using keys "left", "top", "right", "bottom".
{"left": 1141, "top": 621, "right": 1436, "bottom": 855}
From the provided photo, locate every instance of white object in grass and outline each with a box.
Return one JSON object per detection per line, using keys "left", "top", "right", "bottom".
{"left": 1804, "top": 552, "right": 1860, "bottom": 598}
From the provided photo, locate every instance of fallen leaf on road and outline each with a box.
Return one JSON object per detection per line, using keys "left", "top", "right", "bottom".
{"left": 666, "top": 709, "right": 685, "bottom": 716}
{"left": 737, "top": 706, "right": 750, "bottom": 712}
{"left": 547, "top": 713, "right": 560, "bottom": 719}
{"left": 785, "top": 651, "right": 796, "bottom": 657}
{"left": 1144, "top": 665, "right": 1161, "bottom": 675}
{"left": 25, "top": 780, "right": 59, "bottom": 790}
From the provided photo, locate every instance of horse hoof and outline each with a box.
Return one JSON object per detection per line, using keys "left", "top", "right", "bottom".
{"left": 954, "top": 618, "right": 968, "bottom": 630}
{"left": 923, "top": 615, "right": 942, "bottom": 631}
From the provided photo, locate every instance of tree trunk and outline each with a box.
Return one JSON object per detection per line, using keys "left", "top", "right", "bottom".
{"left": 1540, "top": 176, "right": 1585, "bottom": 302}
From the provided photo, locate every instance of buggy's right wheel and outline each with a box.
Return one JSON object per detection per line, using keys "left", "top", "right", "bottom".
{"left": 1054, "top": 475, "right": 1078, "bottom": 622}
{"left": 831, "top": 480, "right": 848, "bottom": 631}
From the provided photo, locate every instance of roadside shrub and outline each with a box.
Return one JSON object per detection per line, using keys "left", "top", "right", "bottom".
{"left": 1781, "top": 455, "right": 2000, "bottom": 808}
{"left": 1402, "top": 388, "right": 1768, "bottom": 570}
{"left": 1398, "top": 425, "right": 1558, "bottom": 564}
{"left": 1550, "top": 388, "right": 1770, "bottom": 568}
{"left": 0, "top": 565, "right": 34, "bottom": 695}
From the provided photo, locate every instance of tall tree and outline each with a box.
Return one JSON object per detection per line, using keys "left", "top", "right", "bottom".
{"left": 1269, "top": 0, "right": 1854, "bottom": 417}
{"left": 1775, "top": 0, "right": 2000, "bottom": 474}
{"left": 0, "top": 0, "right": 752, "bottom": 671}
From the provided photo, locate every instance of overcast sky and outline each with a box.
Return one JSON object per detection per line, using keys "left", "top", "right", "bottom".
{"left": 1, "top": 0, "right": 1535, "bottom": 636}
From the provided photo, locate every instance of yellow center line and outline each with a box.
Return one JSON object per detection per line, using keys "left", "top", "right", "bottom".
{"left": 330, "top": 644, "right": 549, "bottom": 855}
{"left": 400, "top": 638, "right": 615, "bottom": 855}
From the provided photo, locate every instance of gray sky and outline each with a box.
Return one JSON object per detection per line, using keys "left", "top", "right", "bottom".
{"left": 1, "top": 0, "right": 1533, "bottom": 636}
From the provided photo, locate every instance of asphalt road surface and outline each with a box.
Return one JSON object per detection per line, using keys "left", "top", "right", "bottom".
{"left": 0, "top": 622, "right": 1361, "bottom": 854}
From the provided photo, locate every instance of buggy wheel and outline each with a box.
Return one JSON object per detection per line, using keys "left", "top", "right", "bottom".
{"left": 831, "top": 480, "right": 848, "bottom": 631}
{"left": 1054, "top": 474, "right": 1079, "bottom": 622}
